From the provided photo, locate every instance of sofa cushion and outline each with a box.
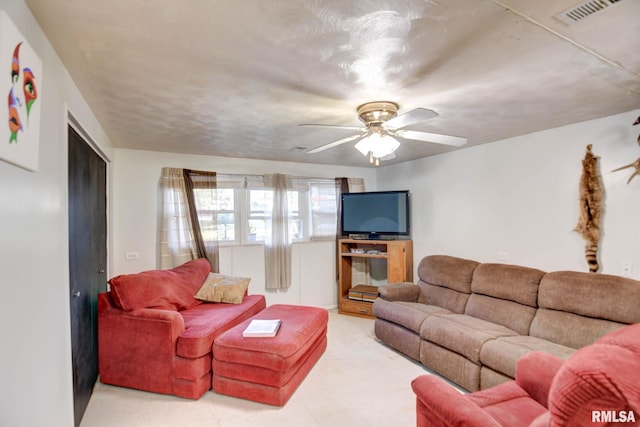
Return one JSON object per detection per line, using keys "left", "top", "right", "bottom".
{"left": 373, "top": 300, "right": 452, "bottom": 334}
{"left": 173, "top": 353, "right": 212, "bottom": 381}
{"left": 480, "top": 335, "right": 574, "bottom": 378}
{"left": 538, "top": 271, "right": 640, "bottom": 324}
{"left": 465, "top": 294, "right": 536, "bottom": 336}
{"left": 466, "top": 381, "right": 548, "bottom": 426}
{"left": 420, "top": 314, "right": 518, "bottom": 363}
{"left": 177, "top": 294, "right": 266, "bottom": 358}
{"left": 416, "top": 255, "right": 478, "bottom": 313}
{"left": 194, "top": 273, "right": 250, "bottom": 304}
{"left": 529, "top": 308, "right": 625, "bottom": 349}
{"left": 417, "top": 255, "right": 479, "bottom": 294}
{"left": 108, "top": 258, "right": 210, "bottom": 311}
{"left": 419, "top": 283, "right": 471, "bottom": 314}
{"left": 471, "top": 263, "right": 544, "bottom": 307}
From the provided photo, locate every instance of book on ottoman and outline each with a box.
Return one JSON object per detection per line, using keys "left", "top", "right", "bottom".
{"left": 243, "top": 319, "right": 282, "bottom": 337}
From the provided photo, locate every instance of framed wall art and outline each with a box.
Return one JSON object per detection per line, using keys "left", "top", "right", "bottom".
{"left": 0, "top": 10, "right": 42, "bottom": 171}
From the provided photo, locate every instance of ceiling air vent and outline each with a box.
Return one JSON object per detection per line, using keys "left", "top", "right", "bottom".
{"left": 556, "top": 0, "right": 624, "bottom": 24}
{"left": 290, "top": 146, "right": 309, "bottom": 152}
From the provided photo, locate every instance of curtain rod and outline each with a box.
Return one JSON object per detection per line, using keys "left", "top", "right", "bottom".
{"left": 216, "top": 172, "right": 339, "bottom": 181}
{"left": 176, "top": 167, "right": 345, "bottom": 182}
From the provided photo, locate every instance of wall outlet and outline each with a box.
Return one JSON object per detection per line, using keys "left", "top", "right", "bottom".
{"left": 125, "top": 251, "right": 140, "bottom": 260}
{"left": 622, "top": 261, "right": 633, "bottom": 278}
{"left": 497, "top": 252, "right": 509, "bottom": 261}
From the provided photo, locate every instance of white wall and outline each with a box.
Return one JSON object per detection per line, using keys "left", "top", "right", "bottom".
{"left": 378, "top": 110, "right": 640, "bottom": 279}
{"left": 112, "top": 149, "right": 377, "bottom": 307}
{"left": 0, "top": 2, "right": 114, "bottom": 426}
{"left": 1, "top": 2, "right": 636, "bottom": 425}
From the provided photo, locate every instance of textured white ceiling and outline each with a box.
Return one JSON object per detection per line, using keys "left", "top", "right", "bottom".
{"left": 26, "top": 0, "right": 640, "bottom": 166}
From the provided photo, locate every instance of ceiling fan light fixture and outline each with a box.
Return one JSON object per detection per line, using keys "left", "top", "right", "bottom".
{"left": 373, "top": 134, "right": 400, "bottom": 158}
{"left": 355, "top": 138, "right": 371, "bottom": 156}
{"left": 355, "top": 132, "right": 400, "bottom": 161}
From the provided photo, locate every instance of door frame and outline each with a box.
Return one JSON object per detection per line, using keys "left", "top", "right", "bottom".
{"left": 68, "top": 112, "right": 111, "bottom": 271}
{"left": 67, "top": 111, "right": 111, "bottom": 425}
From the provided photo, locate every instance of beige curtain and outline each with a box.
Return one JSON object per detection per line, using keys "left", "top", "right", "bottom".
{"left": 264, "top": 173, "right": 292, "bottom": 290}
{"left": 159, "top": 168, "right": 199, "bottom": 268}
{"left": 158, "top": 167, "right": 220, "bottom": 271}
{"left": 183, "top": 169, "right": 219, "bottom": 272}
{"left": 346, "top": 177, "right": 365, "bottom": 193}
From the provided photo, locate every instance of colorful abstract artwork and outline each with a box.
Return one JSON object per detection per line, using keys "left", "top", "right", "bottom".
{"left": 0, "top": 11, "right": 42, "bottom": 171}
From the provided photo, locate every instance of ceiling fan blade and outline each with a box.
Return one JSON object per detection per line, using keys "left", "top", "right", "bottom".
{"left": 299, "top": 123, "right": 365, "bottom": 131}
{"left": 306, "top": 133, "right": 366, "bottom": 154}
{"left": 384, "top": 108, "right": 439, "bottom": 130}
{"left": 396, "top": 130, "right": 467, "bottom": 146}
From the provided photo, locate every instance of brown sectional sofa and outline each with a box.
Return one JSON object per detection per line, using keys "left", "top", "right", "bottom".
{"left": 373, "top": 255, "right": 640, "bottom": 392}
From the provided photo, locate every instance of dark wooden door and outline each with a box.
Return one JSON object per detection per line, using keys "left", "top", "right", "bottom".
{"left": 68, "top": 126, "right": 107, "bottom": 427}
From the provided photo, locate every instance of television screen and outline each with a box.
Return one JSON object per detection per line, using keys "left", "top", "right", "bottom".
{"left": 341, "top": 190, "right": 410, "bottom": 238}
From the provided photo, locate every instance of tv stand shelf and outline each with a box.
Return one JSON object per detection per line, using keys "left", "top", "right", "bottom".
{"left": 338, "top": 239, "right": 413, "bottom": 318}
{"left": 341, "top": 252, "right": 388, "bottom": 259}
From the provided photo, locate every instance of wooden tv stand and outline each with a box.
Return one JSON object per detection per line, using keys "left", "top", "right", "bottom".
{"left": 338, "top": 239, "right": 413, "bottom": 318}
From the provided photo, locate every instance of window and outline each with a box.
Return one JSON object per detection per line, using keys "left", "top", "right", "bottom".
{"left": 309, "top": 181, "right": 338, "bottom": 239}
{"left": 192, "top": 187, "right": 238, "bottom": 242}
{"left": 189, "top": 175, "right": 339, "bottom": 244}
{"left": 248, "top": 189, "right": 303, "bottom": 241}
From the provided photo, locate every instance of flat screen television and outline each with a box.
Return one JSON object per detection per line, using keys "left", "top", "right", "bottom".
{"left": 341, "top": 190, "right": 410, "bottom": 239}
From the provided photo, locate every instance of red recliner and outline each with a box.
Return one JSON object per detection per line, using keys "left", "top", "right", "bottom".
{"left": 412, "top": 323, "right": 640, "bottom": 426}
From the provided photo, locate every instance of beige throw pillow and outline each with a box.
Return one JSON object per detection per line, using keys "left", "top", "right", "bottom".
{"left": 194, "top": 273, "right": 250, "bottom": 304}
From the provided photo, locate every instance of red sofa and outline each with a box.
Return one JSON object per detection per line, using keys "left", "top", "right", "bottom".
{"left": 98, "top": 259, "right": 266, "bottom": 399}
{"left": 411, "top": 322, "right": 640, "bottom": 426}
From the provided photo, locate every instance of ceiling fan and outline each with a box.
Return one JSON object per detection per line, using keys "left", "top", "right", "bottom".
{"left": 301, "top": 101, "right": 467, "bottom": 165}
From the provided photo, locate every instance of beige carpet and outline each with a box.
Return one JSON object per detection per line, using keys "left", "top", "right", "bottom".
{"left": 81, "top": 309, "right": 442, "bottom": 427}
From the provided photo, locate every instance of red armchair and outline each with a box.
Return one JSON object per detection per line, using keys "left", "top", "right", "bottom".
{"left": 411, "top": 323, "right": 640, "bottom": 426}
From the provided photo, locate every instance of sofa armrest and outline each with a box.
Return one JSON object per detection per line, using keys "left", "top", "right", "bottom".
{"left": 119, "top": 306, "right": 185, "bottom": 325}
{"left": 412, "top": 375, "right": 501, "bottom": 427}
{"left": 98, "top": 293, "right": 186, "bottom": 394}
{"left": 378, "top": 282, "right": 420, "bottom": 302}
{"left": 98, "top": 292, "right": 185, "bottom": 342}
{"left": 515, "top": 351, "right": 564, "bottom": 409}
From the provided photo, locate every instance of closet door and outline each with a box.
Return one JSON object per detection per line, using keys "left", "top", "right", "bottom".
{"left": 68, "top": 125, "right": 107, "bottom": 427}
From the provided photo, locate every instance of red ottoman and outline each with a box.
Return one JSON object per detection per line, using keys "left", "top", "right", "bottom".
{"left": 212, "top": 304, "right": 328, "bottom": 406}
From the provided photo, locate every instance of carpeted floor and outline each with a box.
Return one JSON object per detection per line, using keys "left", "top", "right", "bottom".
{"left": 80, "top": 309, "right": 446, "bottom": 427}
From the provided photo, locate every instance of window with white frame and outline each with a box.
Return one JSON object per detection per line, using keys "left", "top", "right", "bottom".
{"left": 248, "top": 189, "right": 304, "bottom": 242}
{"left": 192, "top": 187, "right": 239, "bottom": 242}
{"left": 190, "top": 175, "right": 339, "bottom": 244}
{"left": 309, "top": 181, "right": 339, "bottom": 239}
